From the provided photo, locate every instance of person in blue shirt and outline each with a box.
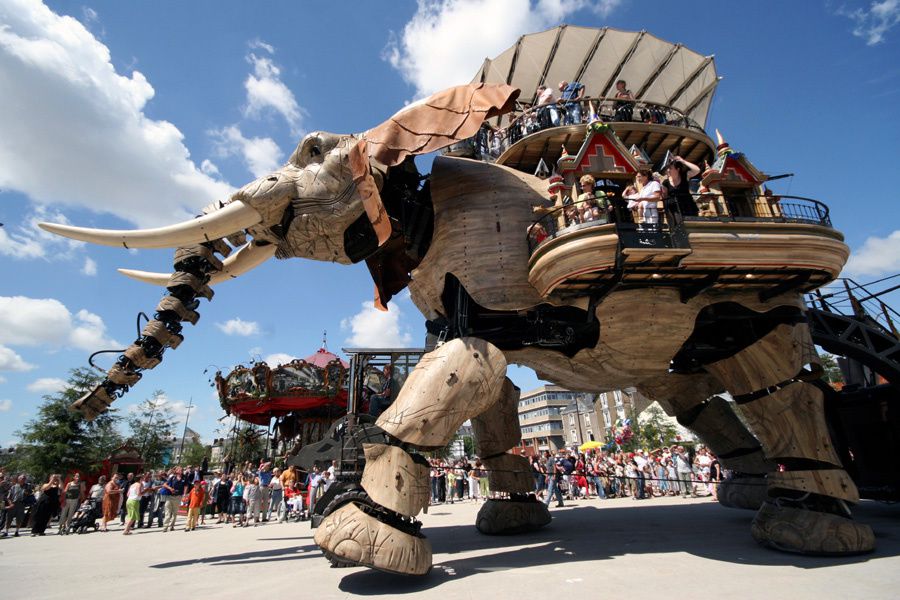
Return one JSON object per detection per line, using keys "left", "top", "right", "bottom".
{"left": 257, "top": 461, "right": 274, "bottom": 521}
{"left": 159, "top": 466, "right": 186, "bottom": 532}
{"left": 558, "top": 80, "right": 585, "bottom": 125}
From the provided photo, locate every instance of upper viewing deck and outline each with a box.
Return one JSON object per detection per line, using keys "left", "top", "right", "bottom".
{"left": 440, "top": 26, "right": 848, "bottom": 302}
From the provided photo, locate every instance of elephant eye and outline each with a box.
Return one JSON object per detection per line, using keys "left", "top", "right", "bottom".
{"left": 309, "top": 146, "right": 321, "bottom": 157}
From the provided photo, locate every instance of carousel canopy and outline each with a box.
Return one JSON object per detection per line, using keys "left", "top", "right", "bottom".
{"left": 472, "top": 25, "right": 719, "bottom": 127}
{"left": 217, "top": 348, "right": 349, "bottom": 425}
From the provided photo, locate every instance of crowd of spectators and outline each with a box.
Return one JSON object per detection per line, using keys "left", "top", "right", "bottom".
{"left": 0, "top": 457, "right": 339, "bottom": 538}
{"left": 1, "top": 445, "right": 721, "bottom": 539}
{"left": 425, "top": 445, "right": 721, "bottom": 507}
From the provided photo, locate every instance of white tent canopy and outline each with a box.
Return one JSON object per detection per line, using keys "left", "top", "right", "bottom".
{"left": 471, "top": 25, "right": 719, "bottom": 128}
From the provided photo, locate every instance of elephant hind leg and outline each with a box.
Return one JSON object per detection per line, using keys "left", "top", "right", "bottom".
{"left": 707, "top": 323, "right": 874, "bottom": 555}
{"left": 471, "top": 378, "right": 551, "bottom": 535}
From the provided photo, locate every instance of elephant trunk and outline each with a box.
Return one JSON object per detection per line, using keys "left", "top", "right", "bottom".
{"left": 73, "top": 240, "right": 229, "bottom": 419}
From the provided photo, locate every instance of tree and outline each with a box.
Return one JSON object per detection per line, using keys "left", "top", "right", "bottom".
{"left": 820, "top": 352, "right": 844, "bottom": 385}
{"left": 127, "top": 391, "right": 177, "bottom": 469}
{"left": 12, "top": 367, "right": 123, "bottom": 480}
{"left": 181, "top": 440, "right": 210, "bottom": 466}
{"left": 635, "top": 403, "right": 680, "bottom": 450}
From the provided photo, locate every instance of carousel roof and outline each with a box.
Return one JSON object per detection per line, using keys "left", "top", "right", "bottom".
{"left": 471, "top": 25, "right": 720, "bottom": 127}
{"left": 302, "top": 347, "right": 349, "bottom": 369}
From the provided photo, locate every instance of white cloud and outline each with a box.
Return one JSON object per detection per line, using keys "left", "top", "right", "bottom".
{"left": 127, "top": 391, "right": 192, "bottom": 420}
{"left": 845, "top": 230, "right": 900, "bottom": 276}
{"left": 81, "top": 256, "right": 98, "bottom": 276}
{"left": 248, "top": 39, "right": 275, "bottom": 54}
{"left": 0, "top": 399, "right": 12, "bottom": 412}
{"left": 0, "top": 0, "right": 233, "bottom": 227}
{"left": 210, "top": 125, "right": 283, "bottom": 178}
{"left": 264, "top": 353, "right": 296, "bottom": 366}
{"left": 384, "top": 0, "right": 620, "bottom": 98}
{"left": 200, "top": 159, "right": 220, "bottom": 176}
{"left": 244, "top": 50, "right": 303, "bottom": 135}
{"left": 0, "top": 346, "right": 35, "bottom": 372}
{"left": 341, "top": 301, "right": 413, "bottom": 347}
{"left": 838, "top": 0, "right": 900, "bottom": 45}
{"left": 0, "top": 206, "right": 85, "bottom": 260}
{"left": 215, "top": 317, "right": 261, "bottom": 336}
{"left": 26, "top": 377, "right": 67, "bottom": 394}
{"left": 0, "top": 296, "right": 120, "bottom": 352}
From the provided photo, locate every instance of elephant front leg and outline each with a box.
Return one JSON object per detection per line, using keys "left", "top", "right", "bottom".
{"left": 313, "top": 337, "right": 507, "bottom": 575}
{"left": 706, "top": 322, "right": 874, "bottom": 555}
{"left": 471, "top": 378, "right": 551, "bottom": 535}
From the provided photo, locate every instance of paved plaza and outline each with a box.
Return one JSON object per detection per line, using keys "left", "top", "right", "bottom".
{"left": 2, "top": 495, "right": 898, "bottom": 599}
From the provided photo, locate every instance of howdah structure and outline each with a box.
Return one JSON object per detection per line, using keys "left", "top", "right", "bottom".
{"left": 42, "top": 26, "right": 873, "bottom": 574}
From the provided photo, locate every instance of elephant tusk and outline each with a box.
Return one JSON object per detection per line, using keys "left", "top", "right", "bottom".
{"left": 38, "top": 201, "right": 262, "bottom": 249}
{"left": 118, "top": 241, "right": 276, "bottom": 286}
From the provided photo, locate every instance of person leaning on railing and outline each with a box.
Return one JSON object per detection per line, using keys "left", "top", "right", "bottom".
{"left": 624, "top": 167, "right": 662, "bottom": 225}
{"left": 558, "top": 80, "right": 585, "bottom": 124}
{"left": 613, "top": 80, "right": 635, "bottom": 122}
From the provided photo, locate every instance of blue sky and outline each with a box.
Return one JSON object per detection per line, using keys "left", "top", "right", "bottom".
{"left": 1, "top": 0, "right": 899, "bottom": 446}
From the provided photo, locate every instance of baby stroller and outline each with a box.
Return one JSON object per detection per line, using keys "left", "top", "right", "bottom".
{"left": 63, "top": 498, "right": 102, "bottom": 534}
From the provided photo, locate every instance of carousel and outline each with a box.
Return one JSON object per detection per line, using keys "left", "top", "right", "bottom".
{"left": 215, "top": 344, "right": 349, "bottom": 454}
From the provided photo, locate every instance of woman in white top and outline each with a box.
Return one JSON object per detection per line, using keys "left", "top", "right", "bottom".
{"left": 624, "top": 168, "right": 662, "bottom": 225}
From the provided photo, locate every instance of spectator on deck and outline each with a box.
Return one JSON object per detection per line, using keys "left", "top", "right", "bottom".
{"left": 558, "top": 80, "right": 585, "bottom": 124}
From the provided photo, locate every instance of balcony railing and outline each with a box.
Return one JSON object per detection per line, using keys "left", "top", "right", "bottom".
{"left": 448, "top": 96, "right": 706, "bottom": 161}
{"left": 527, "top": 193, "right": 833, "bottom": 255}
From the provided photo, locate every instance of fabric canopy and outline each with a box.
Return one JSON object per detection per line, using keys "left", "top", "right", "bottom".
{"left": 471, "top": 25, "right": 719, "bottom": 128}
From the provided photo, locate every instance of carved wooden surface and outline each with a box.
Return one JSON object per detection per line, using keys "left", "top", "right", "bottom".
{"left": 314, "top": 502, "right": 432, "bottom": 575}
{"left": 527, "top": 226, "right": 620, "bottom": 297}
{"left": 736, "top": 382, "right": 841, "bottom": 466}
{"left": 638, "top": 372, "right": 723, "bottom": 416}
{"left": 472, "top": 378, "right": 521, "bottom": 456}
{"left": 377, "top": 338, "right": 507, "bottom": 448}
{"left": 409, "top": 156, "right": 548, "bottom": 320}
{"left": 769, "top": 469, "right": 859, "bottom": 504}
{"left": 484, "top": 453, "right": 534, "bottom": 494}
{"left": 706, "top": 323, "right": 820, "bottom": 397}
{"left": 475, "top": 499, "right": 552, "bottom": 535}
{"left": 751, "top": 501, "right": 874, "bottom": 555}
{"left": 361, "top": 444, "right": 430, "bottom": 517}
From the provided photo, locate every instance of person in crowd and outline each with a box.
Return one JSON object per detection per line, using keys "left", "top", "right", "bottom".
{"left": 213, "top": 472, "right": 231, "bottom": 524}
{"left": 587, "top": 455, "right": 606, "bottom": 499}
{"left": 116, "top": 472, "right": 132, "bottom": 525}
{"left": 281, "top": 464, "right": 299, "bottom": 489}
{"left": 30, "top": 473, "right": 62, "bottom": 536}
{"left": 58, "top": 472, "right": 85, "bottom": 533}
{"left": 257, "top": 460, "right": 273, "bottom": 522}
{"left": 624, "top": 168, "right": 662, "bottom": 226}
{"left": 535, "top": 84, "right": 559, "bottom": 127}
{"left": 123, "top": 474, "right": 145, "bottom": 535}
{"left": 663, "top": 155, "right": 701, "bottom": 217}
{"left": 159, "top": 466, "right": 187, "bottom": 532}
{"left": 531, "top": 455, "right": 545, "bottom": 498}
{"left": 185, "top": 480, "right": 206, "bottom": 531}
{"left": 230, "top": 476, "right": 246, "bottom": 527}
{"left": 467, "top": 460, "right": 480, "bottom": 501}
{"left": 2, "top": 474, "right": 28, "bottom": 537}
{"left": 100, "top": 473, "right": 121, "bottom": 532}
{"left": 244, "top": 476, "right": 261, "bottom": 527}
{"left": 633, "top": 450, "right": 649, "bottom": 499}
{"left": 673, "top": 446, "right": 697, "bottom": 498}
{"left": 613, "top": 79, "right": 635, "bottom": 122}
{"left": 542, "top": 451, "right": 566, "bottom": 508}
{"left": 268, "top": 467, "right": 284, "bottom": 522}
{"left": 708, "top": 452, "right": 722, "bottom": 499}
{"left": 558, "top": 80, "right": 585, "bottom": 124}
{"left": 305, "top": 466, "right": 322, "bottom": 518}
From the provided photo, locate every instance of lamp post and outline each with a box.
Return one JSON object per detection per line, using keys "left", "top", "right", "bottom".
{"left": 177, "top": 396, "right": 194, "bottom": 463}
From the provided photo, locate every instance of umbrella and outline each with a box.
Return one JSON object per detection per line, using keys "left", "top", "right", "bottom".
{"left": 579, "top": 441, "right": 604, "bottom": 452}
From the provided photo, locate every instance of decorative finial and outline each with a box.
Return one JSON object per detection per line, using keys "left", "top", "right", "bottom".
{"left": 322, "top": 329, "right": 328, "bottom": 350}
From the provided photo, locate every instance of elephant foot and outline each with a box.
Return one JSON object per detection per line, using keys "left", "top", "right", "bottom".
{"left": 314, "top": 502, "right": 432, "bottom": 575}
{"left": 475, "top": 496, "right": 552, "bottom": 535}
{"left": 717, "top": 474, "right": 768, "bottom": 510}
{"left": 751, "top": 499, "right": 874, "bottom": 556}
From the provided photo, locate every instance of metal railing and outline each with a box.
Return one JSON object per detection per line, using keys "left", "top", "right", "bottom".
{"left": 808, "top": 275, "right": 900, "bottom": 339}
{"left": 527, "top": 193, "right": 833, "bottom": 255}
{"left": 449, "top": 96, "right": 706, "bottom": 161}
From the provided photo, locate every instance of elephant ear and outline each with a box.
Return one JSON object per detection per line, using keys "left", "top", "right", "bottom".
{"left": 363, "top": 83, "right": 519, "bottom": 166}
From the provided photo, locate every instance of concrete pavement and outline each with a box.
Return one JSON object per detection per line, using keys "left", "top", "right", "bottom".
{"left": 1, "top": 495, "right": 898, "bottom": 599}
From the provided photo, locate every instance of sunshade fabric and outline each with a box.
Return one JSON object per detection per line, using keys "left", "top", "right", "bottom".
{"left": 472, "top": 25, "right": 719, "bottom": 127}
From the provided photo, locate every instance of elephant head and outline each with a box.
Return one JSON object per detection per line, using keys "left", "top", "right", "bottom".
{"left": 38, "top": 83, "right": 519, "bottom": 418}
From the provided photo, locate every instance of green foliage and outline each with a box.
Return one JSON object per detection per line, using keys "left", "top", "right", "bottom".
{"left": 181, "top": 440, "right": 210, "bottom": 466}
{"left": 126, "top": 391, "right": 177, "bottom": 469}
{"left": 634, "top": 403, "right": 679, "bottom": 451}
{"left": 819, "top": 352, "right": 844, "bottom": 385}
{"left": 11, "top": 367, "right": 123, "bottom": 480}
